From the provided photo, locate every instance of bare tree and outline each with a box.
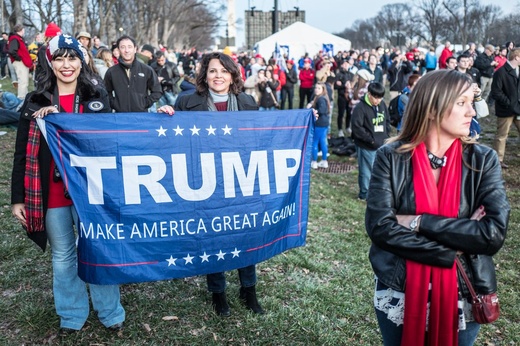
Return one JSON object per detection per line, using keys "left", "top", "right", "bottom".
{"left": 373, "top": 3, "right": 414, "bottom": 48}
{"left": 416, "top": 0, "right": 445, "bottom": 46}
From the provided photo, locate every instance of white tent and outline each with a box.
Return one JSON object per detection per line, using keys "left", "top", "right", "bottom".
{"left": 254, "top": 21, "right": 351, "bottom": 61}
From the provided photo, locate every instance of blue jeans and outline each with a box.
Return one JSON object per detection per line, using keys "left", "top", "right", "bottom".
{"left": 312, "top": 126, "right": 328, "bottom": 160}
{"left": 207, "top": 265, "right": 257, "bottom": 293}
{"left": 375, "top": 308, "right": 480, "bottom": 345}
{"left": 356, "top": 146, "right": 376, "bottom": 199}
{"left": 46, "top": 206, "right": 125, "bottom": 330}
{"left": 259, "top": 106, "right": 276, "bottom": 111}
{"left": 158, "top": 91, "right": 177, "bottom": 107}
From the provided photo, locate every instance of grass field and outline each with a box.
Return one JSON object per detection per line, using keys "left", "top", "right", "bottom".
{"left": 0, "top": 78, "right": 519, "bottom": 345}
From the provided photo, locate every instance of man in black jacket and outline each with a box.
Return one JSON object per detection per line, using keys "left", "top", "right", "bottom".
{"left": 474, "top": 45, "right": 499, "bottom": 102}
{"left": 280, "top": 59, "right": 297, "bottom": 110}
{"left": 490, "top": 47, "right": 520, "bottom": 169}
{"left": 0, "top": 32, "right": 8, "bottom": 79}
{"left": 150, "top": 51, "right": 180, "bottom": 107}
{"left": 334, "top": 58, "right": 355, "bottom": 137}
{"left": 104, "top": 35, "right": 162, "bottom": 112}
{"left": 387, "top": 52, "right": 413, "bottom": 99}
{"left": 351, "top": 82, "right": 390, "bottom": 200}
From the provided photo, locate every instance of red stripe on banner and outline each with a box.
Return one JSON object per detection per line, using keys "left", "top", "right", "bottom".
{"left": 58, "top": 130, "right": 149, "bottom": 133}
{"left": 79, "top": 259, "right": 159, "bottom": 267}
{"left": 246, "top": 123, "right": 311, "bottom": 253}
{"left": 238, "top": 126, "right": 308, "bottom": 130}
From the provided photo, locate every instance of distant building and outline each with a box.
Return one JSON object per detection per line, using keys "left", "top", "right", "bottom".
{"left": 245, "top": 10, "right": 306, "bottom": 50}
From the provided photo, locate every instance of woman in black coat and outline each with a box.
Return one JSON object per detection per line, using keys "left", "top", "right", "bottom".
{"left": 176, "top": 52, "right": 264, "bottom": 317}
{"left": 11, "top": 34, "right": 126, "bottom": 334}
{"left": 366, "top": 70, "right": 509, "bottom": 346}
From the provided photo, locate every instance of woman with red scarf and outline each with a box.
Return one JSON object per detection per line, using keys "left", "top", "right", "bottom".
{"left": 366, "top": 69, "right": 509, "bottom": 346}
{"left": 10, "top": 34, "right": 127, "bottom": 335}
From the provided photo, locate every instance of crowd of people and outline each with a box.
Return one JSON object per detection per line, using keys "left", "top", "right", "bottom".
{"left": 2, "top": 21, "right": 515, "bottom": 345}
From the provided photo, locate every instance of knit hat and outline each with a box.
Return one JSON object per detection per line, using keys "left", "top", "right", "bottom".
{"left": 356, "top": 69, "right": 374, "bottom": 82}
{"left": 141, "top": 44, "right": 155, "bottom": 55}
{"left": 46, "top": 34, "right": 85, "bottom": 66}
{"left": 44, "top": 23, "right": 61, "bottom": 38}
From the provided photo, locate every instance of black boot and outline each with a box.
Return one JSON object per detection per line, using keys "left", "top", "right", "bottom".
{"left": 212, "top": 292, "right": 231, "bottom": 317}
{"left": 240, "top": 285, "right": 265, "bottom": 314}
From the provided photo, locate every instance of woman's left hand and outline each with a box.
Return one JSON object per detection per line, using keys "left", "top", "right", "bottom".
{"left": 312, "top": 108, "right": 318, "bottom": 120}
{"left": 157, "top": 105, "right": 175, "bottom": 116}
{"left": 33, "top": 106, "right": 59, "bottom": 119}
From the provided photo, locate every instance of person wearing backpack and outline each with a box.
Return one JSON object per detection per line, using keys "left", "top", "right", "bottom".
{"left": 394, "top": 74, "right": 421, "bottom": 132}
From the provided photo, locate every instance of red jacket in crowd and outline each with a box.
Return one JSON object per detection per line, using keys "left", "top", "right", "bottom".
{"left": 299, "top": 68, "right": 315, "bottom": 88}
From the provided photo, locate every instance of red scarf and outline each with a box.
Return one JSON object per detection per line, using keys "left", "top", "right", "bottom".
{"left": 402, "top": 140, "right": 462, "bottom": 346}
{"left": 24, "top": 120, "right": 44, "bottom": 233}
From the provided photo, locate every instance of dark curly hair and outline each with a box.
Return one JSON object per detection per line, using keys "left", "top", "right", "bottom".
{"left": 195, "top": 52, "right": 244, "bottom": 96}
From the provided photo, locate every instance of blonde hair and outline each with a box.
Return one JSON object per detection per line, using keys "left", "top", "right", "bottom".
{"left": 96, "top": 47, "right": 114, "bottom": 68}
{"left": 388, "top": 69, "right": 475, "bottom": 152}
{"left": 508, "top": 47, "right": 520, "bottom": 61}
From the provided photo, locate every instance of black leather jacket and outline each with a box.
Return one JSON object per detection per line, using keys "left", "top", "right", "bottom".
{"left": 366, "top": 141, "right": 509, "bottom": 294}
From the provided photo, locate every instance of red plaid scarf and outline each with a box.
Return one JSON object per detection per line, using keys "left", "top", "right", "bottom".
{"left": 401, "top": 140, "right": 461, "bottom": 346}
{"left": 23, "top": 120, "right": 45, "bottom": 233}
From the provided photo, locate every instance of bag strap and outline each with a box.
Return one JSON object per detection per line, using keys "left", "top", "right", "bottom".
{"left": 455, "top": 257, "right": 480, "bottom": 303}
{"left": 269, "top": 90, "right": 278, "bottom": 105}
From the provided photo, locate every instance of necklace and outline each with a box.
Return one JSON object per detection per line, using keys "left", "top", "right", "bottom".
{"left": 427, "top": 150, "right": 447, "bottom": 169}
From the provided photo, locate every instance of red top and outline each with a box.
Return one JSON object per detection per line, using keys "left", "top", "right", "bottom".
{"left": 47, "top": 94, "right": 83, "bottom": 208}
{"left": 299, "top": 68, "right": 315, "bottom": 88}
{"left": 8, "top": 34, "right": 33, "bottom": 68}
{"left": 214, "top": 101, "right": 227, "bottom": 111}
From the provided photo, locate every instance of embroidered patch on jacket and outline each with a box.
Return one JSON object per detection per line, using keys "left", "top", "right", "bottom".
{"left": 138, "top": 72, "right": 145, "bottom": 77}
{"left": 88, "top": 101, "right": 104, "bottom": 111}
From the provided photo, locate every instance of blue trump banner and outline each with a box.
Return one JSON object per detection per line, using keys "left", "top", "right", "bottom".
{"left": 38, "top": 110, "right": 313, "bottom": 285}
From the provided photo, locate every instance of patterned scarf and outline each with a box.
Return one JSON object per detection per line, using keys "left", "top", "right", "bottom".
{"left": 24, "top": 120, "right": 45, "bottom": 233}
{"left": 207, "top": 93, "right": 239, "bottom": 111}
{"left": 402, "top": 140, "right": 462, "bottom": 346}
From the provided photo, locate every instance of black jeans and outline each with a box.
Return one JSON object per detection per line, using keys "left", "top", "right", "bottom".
{"left": 337, "top": 95, "right": 348, "bottom": 131}
{"left": 280, "top": 86, "right": 294, "bottom": 110}
{"left": 0, "top": 56, "right": 7, "bottom": 77}
{"left": 299, "top": 87, "right": 313, "bottom": 109}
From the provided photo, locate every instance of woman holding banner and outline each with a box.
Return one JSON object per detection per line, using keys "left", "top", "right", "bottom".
{"left": 175, "top": 52, "right": 264, "bottom": 317}
{"left": 365, "top": 69, "right": 509, "bottom": 345}
{"left": 10, "top": 34, "right": 127, "bottom": 335}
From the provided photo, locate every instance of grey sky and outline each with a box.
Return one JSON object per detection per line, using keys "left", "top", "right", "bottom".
{"left": 230, "top": 0, "right": 517, "bottom": 47}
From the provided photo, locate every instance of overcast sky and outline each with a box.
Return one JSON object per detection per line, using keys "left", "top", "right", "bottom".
{"left": 229, "top": 0, "right": 517, "bottom": 47}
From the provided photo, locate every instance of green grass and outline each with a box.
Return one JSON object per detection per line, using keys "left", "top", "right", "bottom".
{"left": 0, "top": 79, "right": 519, "bottom": 345}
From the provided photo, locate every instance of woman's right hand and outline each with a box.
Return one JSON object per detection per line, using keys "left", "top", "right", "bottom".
{"left": 12, "top": 203, "right": 27, "bottom": 228}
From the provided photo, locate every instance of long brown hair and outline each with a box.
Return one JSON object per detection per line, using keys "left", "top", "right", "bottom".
{"left": 388, "top": 69, "right": 475, "bottom": 152}
{"left": 311, "top": 82, "right": 330, "bottom": 110}
{"left": 195, "top": 52, "right": 244, "bottom": 96}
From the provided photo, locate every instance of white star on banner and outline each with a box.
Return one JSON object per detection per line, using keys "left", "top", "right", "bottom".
{"left": 206, "top": 125, "right": 216, "bottom": 135}
{"left": 200, "top": 252, "right": 210, "bottom": 263}
{"left": 231, "top": 248, "right": 241, "bottom": 258}
{"left": 190, "top": 125, "right": 201, "bottom": 135}
{"left": 183, "top": 253, "right": 194, "bottom": 264}
{"left": 216, "top": 250, "right": 226, "bottom": 261}
{"left": 166, "top": 255, "right": 177, "bottom": 266}
{"left": 173, "top": 125, "right": 184, "bottom": 136}
{"left": 222, "top": 125, "right": 232, "bottom": 135}
{"left": 156, "top": 126, "right": 167, "bottom": 136}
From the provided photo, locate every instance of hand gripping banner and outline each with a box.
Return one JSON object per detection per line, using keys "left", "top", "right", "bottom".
{"left": 38, "top": 110, "right": 313, "bottom": 284}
